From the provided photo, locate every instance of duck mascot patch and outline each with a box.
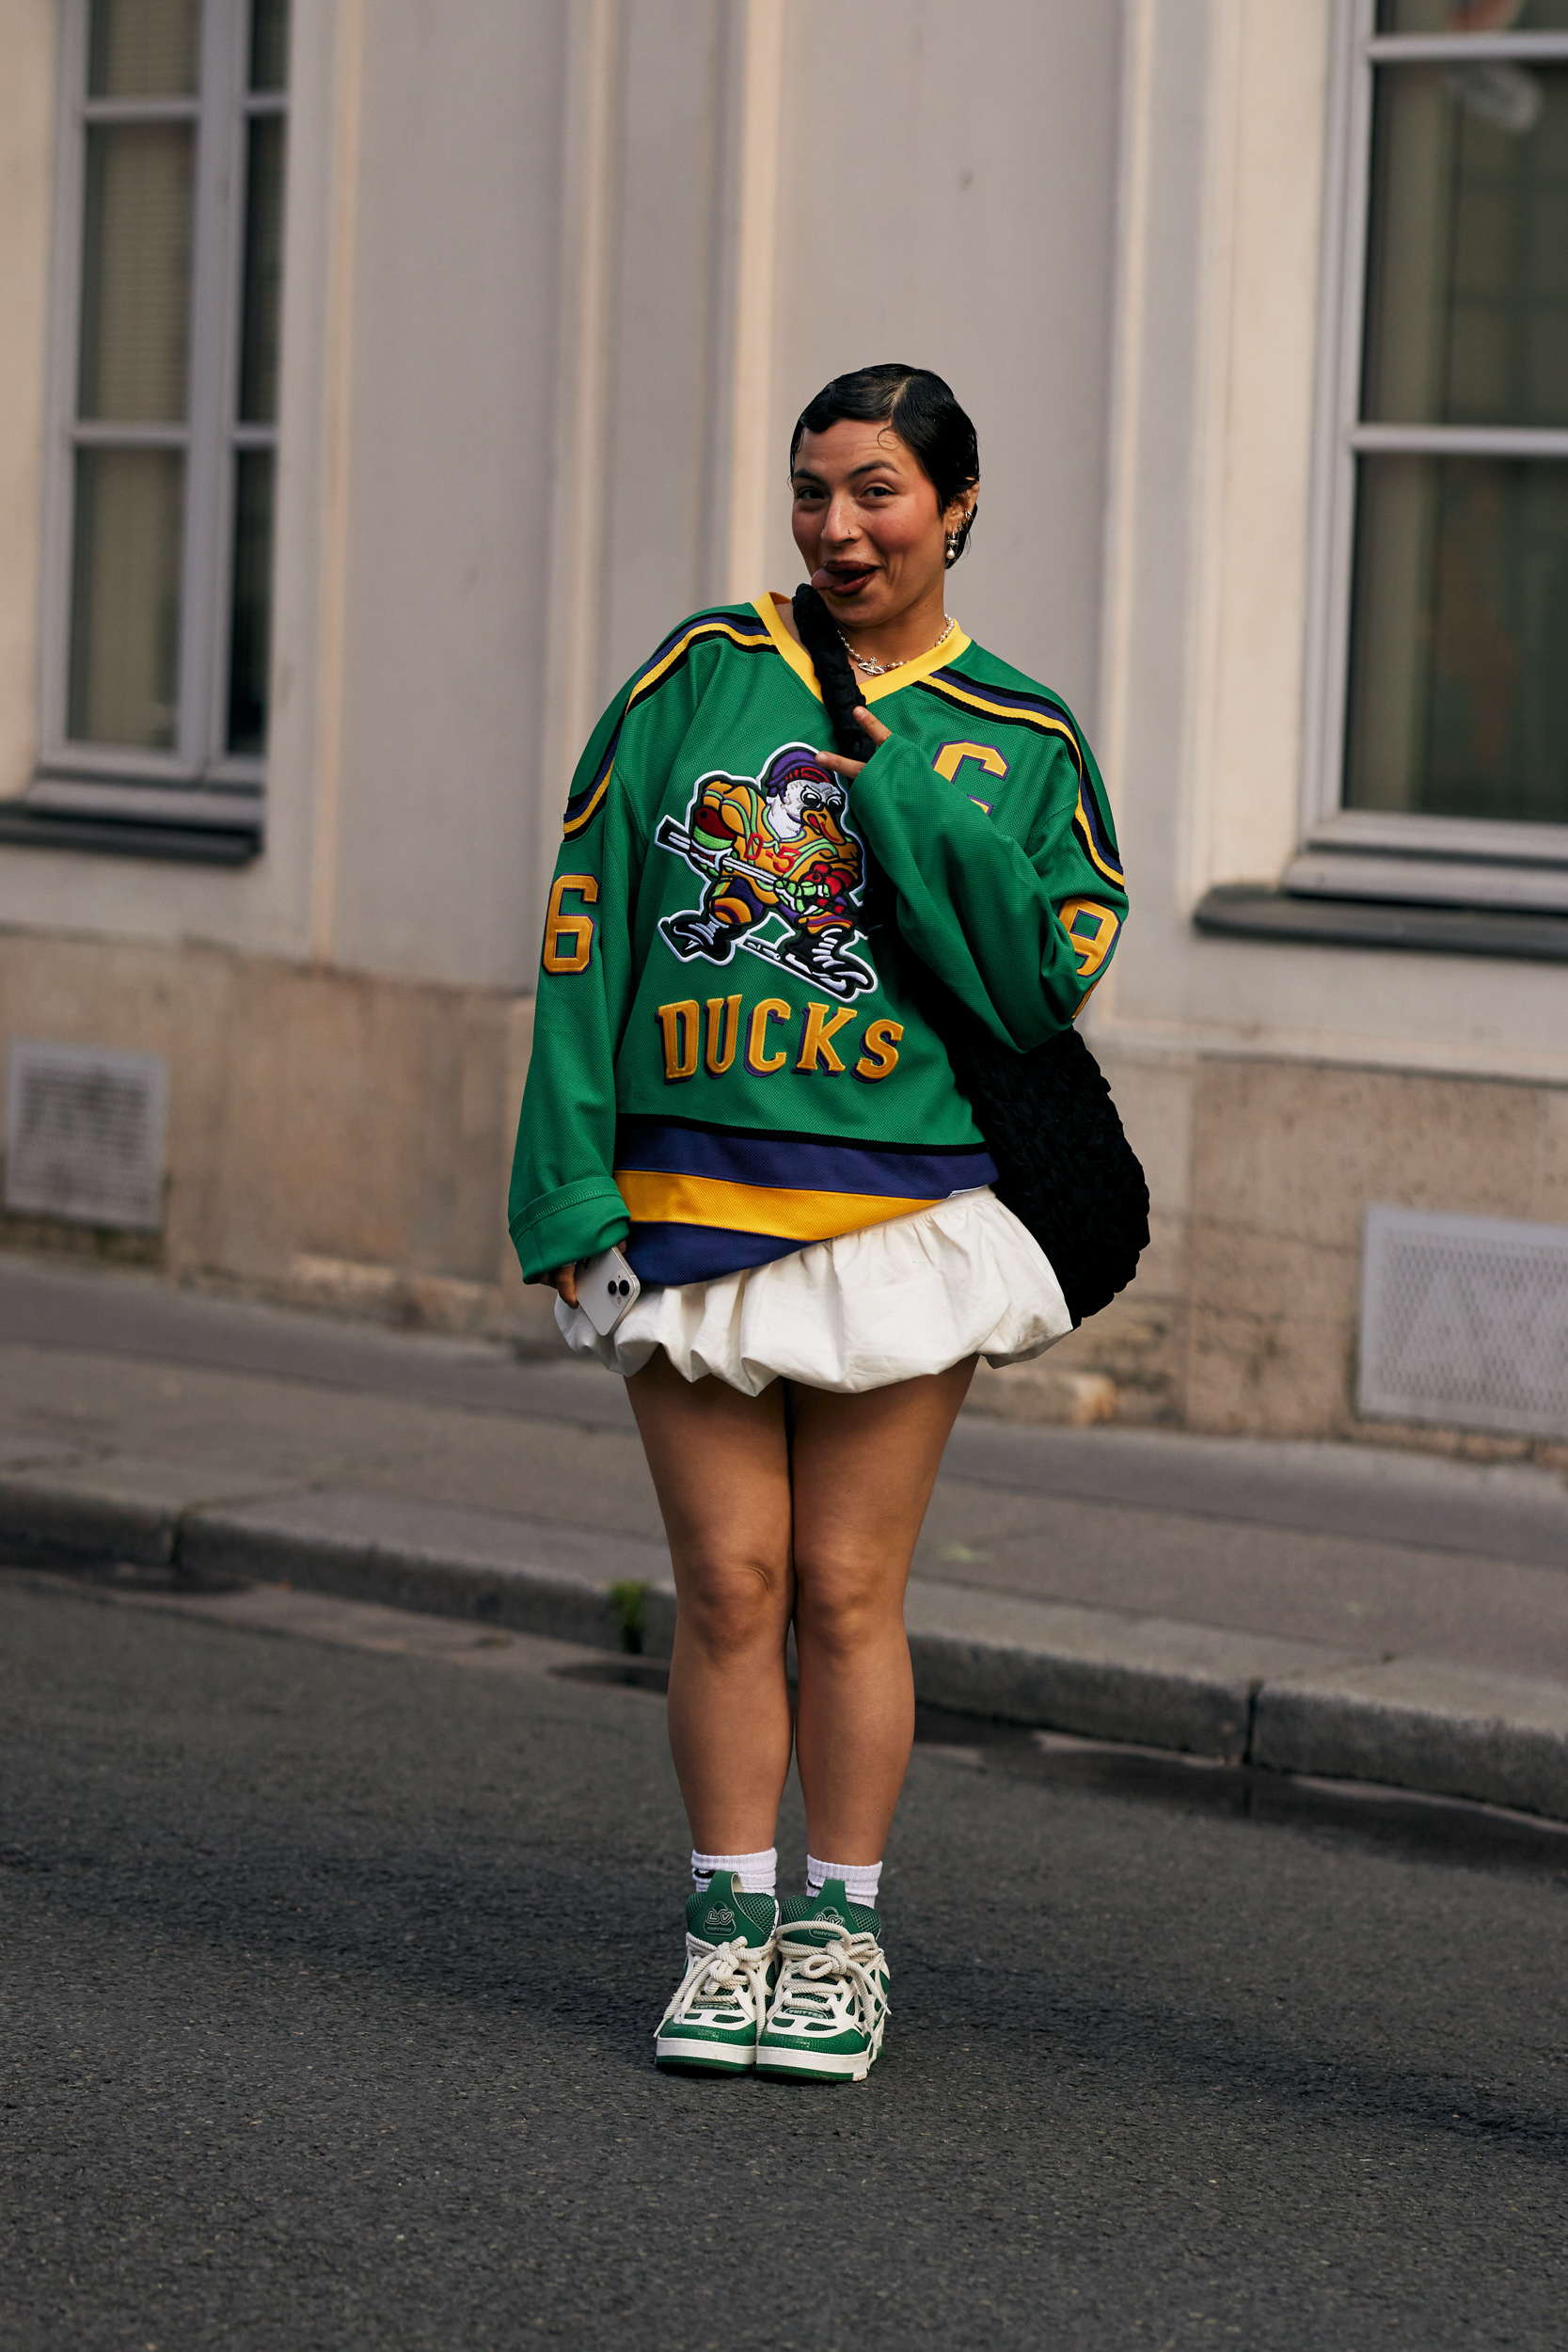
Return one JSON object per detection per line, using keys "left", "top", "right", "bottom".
{"left": 656, "top": 741, "right": 876, "bottom": 1001}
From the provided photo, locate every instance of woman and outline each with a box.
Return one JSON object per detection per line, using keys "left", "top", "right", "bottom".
{"left": 509, "top": 364, "right": 1127, "bottom": 2082}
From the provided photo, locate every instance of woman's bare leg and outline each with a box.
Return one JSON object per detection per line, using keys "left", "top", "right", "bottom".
{"left": 787, "top": 1359, "right": 975, "bottom": 1863}
{"left": 626, "top": 1351, "right": 795, "bottom": 1855}
{"left": 628, "top": 1348, "right": 974, "bottom": 1867}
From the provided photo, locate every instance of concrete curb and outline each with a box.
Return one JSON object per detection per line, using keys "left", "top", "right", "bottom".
{"left": 1254, "top": 1661, "right": 1568, "bottom": 1822}
{"left": 0, "top": 1460, "right": 296, "bottom": 1567}
{"left": 6, "top": 1464, "right": 1568, "bottom": 1823}
{"left": 902, "top": 1583, "right": 1367, "bottom": 1765}
{"left": 182, "top": 1489, "right": 678, "bottom": 1658}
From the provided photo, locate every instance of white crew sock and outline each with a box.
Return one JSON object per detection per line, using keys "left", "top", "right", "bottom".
{"left": 690, "top": 1846, "right": 777, "bottom": 1897}
{"left": 806, "top": 1854, "right": 882, "bottom": 1908}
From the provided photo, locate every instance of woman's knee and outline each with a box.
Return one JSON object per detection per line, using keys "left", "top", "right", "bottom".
{"left": 675, "top": 1550, "right": 791, "bottom": 1661}
{"left": 793, "top": 1554, "right": 903, "bottom": 1663}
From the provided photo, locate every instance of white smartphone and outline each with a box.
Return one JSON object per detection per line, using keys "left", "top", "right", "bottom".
{"left": 576, "top": 1244, "right": 642, "bottom": 1337}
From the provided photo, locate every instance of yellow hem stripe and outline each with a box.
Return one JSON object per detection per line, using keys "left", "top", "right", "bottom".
{"left": 752, "top": 594, "right": 971, "bottom": 707}
{"left": 615, "top": 1168, "right": 942, "bottom": 1242}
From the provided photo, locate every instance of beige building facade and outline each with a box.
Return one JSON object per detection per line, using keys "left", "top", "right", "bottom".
{"left": 1, "top": 0, "right": 1564, "bottom": 1451}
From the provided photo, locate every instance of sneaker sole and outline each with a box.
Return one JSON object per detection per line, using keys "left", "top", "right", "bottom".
{"left": 755, "top": 2042, "right": 873, "bottom": 2084}
{"left": 655, "top": 2034, "right": 755, "bottom": 2074}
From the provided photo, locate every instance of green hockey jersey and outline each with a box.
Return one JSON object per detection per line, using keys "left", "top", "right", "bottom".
{"left": 508, "top": 593, "right": 1128, "bottom": 1288}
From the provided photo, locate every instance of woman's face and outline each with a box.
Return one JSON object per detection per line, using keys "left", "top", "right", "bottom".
{"left": 790, "top": 419, "right": 971, "bottom": 627}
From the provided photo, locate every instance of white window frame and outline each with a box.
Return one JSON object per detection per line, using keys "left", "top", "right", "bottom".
{"left": 1294, "top": 1, "right": 1568, "bottom": 914}
{"left": 31, "top": 0, "right": 283, "bottom": 836}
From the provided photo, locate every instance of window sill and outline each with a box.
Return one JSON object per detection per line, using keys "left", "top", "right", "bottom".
{"left": 1286, "top": 843, "right": 1568, "bottom": 914}
{"left": 1193, "top": 884, "right": 1568, "bottom": 963}
{"left": 0, "top": 803, "right": 261, "bottom": 866}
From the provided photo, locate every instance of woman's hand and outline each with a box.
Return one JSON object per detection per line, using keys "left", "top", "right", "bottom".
{"left": 817, "top": 706, "right": 891, "bottom": 782}
{"left": 547, "top": 1263, "right": 580, "bottom": 1307}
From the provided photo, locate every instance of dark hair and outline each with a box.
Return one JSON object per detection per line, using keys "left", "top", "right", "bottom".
{"left": 788, "top": 364, "right": 980, "bottom": 566}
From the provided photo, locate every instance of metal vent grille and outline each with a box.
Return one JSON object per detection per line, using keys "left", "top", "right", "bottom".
{"left": 1359, "top": 1203, "right": 1568, "bottom": 1441}
{"left": 4, "top": 1041, "right": 168, "bottom": 1231}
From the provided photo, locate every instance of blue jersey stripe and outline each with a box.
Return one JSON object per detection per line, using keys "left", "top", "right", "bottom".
{"left": 614, "top": 1120, "right": 996, "bottom": 1201}
{"left": 1071, "top": 787, "right": 1124, "bottom": 883}
{"left": 624, "top": 1223, "right": 803, "bottom": 1286}
{"left": 932, "top": 665, "right": 1077, "bottom": 724}
{"left": 912, "top": 676, "right": 1085, "bottom": 776}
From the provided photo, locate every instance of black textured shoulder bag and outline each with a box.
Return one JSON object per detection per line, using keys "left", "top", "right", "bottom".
{"left": 792, "top": 584, "right": 1149, "bottom": 1328}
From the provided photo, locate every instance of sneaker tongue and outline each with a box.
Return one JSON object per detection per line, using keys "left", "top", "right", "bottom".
{"left": 780, "top": 1876, "right": 880, "bottom": 1942}
{"left": 687, "top": 1870, "right": 776, "bottom": 1948}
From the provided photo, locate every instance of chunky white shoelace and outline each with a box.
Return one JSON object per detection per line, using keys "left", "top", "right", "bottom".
{"left": 660, "top": 1932, "right": 773, "bottom": 2033}
{"left": 768, "top": 1925, "right": 889, "bottom": 2042}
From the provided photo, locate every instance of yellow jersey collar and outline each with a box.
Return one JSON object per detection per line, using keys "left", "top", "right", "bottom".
{"left": 753, "top": 592, "right": 970, "bottom": 707}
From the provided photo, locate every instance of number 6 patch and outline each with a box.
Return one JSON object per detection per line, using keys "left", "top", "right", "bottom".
{"left": 543, "top": 873, "right": 599, "bottom": 973}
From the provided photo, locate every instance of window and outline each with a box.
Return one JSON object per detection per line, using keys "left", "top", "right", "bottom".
{"left": 28, "top": 0, "right": 288, "bottom": 850}
{"left": 1296, "top": 0, "right": 1568, "bottom": 914}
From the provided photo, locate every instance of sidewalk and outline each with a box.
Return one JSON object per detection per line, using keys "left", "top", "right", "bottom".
{"left": 3, "top": 1250, "right": 1566, "bottom": 1819}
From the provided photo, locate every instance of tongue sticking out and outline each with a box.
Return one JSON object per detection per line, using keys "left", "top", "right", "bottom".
{"left": 813, "top": 565, "right": 871, "bottom": 593}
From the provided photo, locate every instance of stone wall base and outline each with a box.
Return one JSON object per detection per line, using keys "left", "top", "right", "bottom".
{"left": 967, "top": 1044, "right": 1568, "bottom": 1461}
{"left": 0, "top": 929, "right": 554, "bottom": 1353}
{"left": 3, "top": 932, "right": 1565, "bottom": 1451}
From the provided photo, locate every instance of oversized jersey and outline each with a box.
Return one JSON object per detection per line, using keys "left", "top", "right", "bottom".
{"left": 509, "top": 593, "right": 1129, "bottom": 1288}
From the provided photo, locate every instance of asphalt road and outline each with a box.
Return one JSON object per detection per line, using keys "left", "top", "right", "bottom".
{"left": 4, "top": 1574, "right": 1566, "bottom": 2351}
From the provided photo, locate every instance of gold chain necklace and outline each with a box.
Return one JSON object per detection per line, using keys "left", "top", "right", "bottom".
{"left": 837, "top": 615, "right": 958, "bottom": 677}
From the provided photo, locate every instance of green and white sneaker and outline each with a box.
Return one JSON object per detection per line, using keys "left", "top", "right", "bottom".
{"left": 654, "top": 1872, "right": 779, "bottom": 2074}
{"left": 755, "top": 1880, "right": 890, "bottom": 2083}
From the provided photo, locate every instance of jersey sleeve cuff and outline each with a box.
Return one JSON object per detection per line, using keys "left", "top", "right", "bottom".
{"left": 509, "top": 1178, "right": 629, "bottom": 1283}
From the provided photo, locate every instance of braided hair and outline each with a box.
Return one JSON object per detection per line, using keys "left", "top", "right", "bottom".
{"left": 790, "top": 585, "right": 875, "bottom": 764}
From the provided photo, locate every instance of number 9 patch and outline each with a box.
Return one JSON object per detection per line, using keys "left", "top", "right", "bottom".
{"left": 1057, "top": 898, "right": 1120, "bottom": 978}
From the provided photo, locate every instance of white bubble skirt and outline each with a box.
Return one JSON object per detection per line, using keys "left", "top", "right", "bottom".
{"left": 554, "top": 1186, "right": 1072, "bottom": 1397}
